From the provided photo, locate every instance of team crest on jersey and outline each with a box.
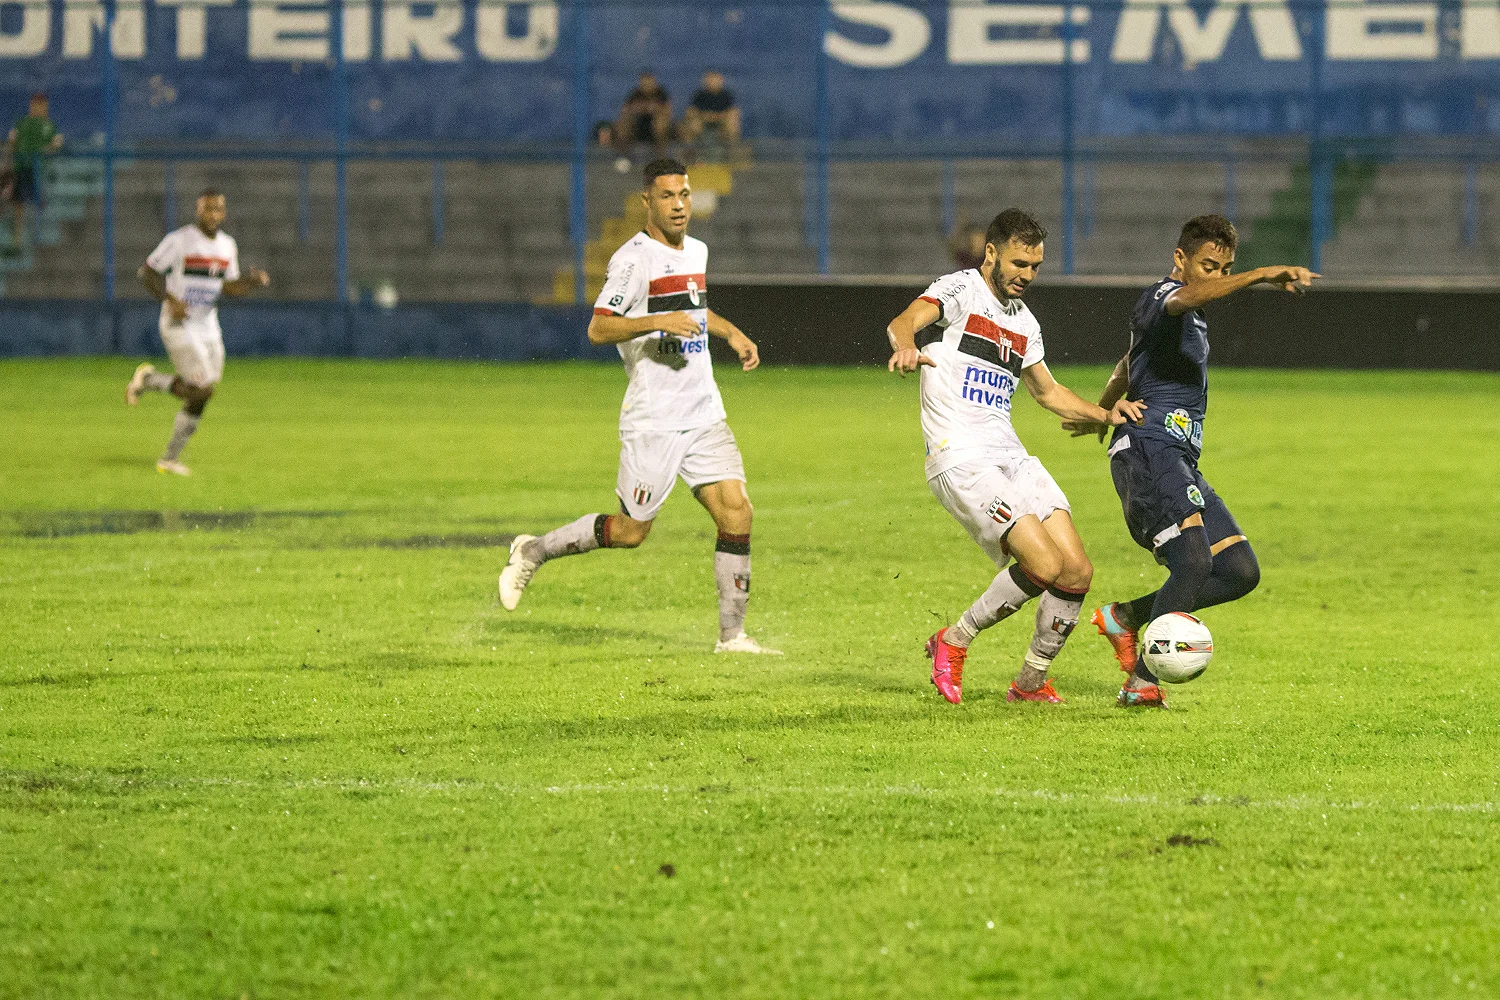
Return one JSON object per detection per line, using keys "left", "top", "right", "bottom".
{"left": 633, "top": 483, "right": 653, "bottom": 507}
{"left": 1164, "top": 409, "right": 1193, "bottom": 441}
{"left": 686, "top": 279, "right": 700, "bottom": 306}
{"left": 1186, "top": 484, "right": 1205, "bottom": 507}
{"left": 985, "top": 497, "right": 1013, "bottom": 524}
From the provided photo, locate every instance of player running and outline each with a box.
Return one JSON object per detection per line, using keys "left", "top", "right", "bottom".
{"left": 1068, "top": 214, "right": 1317, "bottom": 707}
{"left": 498, "top": 158, "right": 777, "bottom": 654}
{"left": 125, "top": 189, "right": 270, "bottom": 475}
{"left": 886, "top": 209, "right": 1143, "bottom": 705}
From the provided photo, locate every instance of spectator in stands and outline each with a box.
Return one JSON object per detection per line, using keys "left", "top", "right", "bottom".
{"left": 616, "top": 71, "right": 672, "bottom": 151}
{"left": 948, "top": 219, "right": 986, "bottom": 270}
{"left": 5, "top": 92, "right": 63, "bottom": 245}
{"left": 680, "top": 70, "right": 741, "bottom": 148}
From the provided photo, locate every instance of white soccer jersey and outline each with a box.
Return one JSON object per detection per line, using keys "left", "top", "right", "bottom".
{"left": 594, "top": 232, "right": 726, "bottom": 433}
{"left": 145, "top": 225, "right": 240, "bottom": 336}
{"left": 915, "top": 268, "right": 1046, "bottom": 479}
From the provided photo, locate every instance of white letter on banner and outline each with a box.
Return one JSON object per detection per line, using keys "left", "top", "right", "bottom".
{"left": 1460, "top": 0, "right": 1500, "bottom": 59}
{"left": 824, "top": 1, "right": 931, "bottom": 68}
{"left": 248, "top": 2, "right": 329, "bottom": 60}
{"left": 476, "top": 1, "right": 558, "bottom": 62}
{"left": 383, "top": 1, "right": 464, "bottom": 61}
{"left": 156, "top": 0, "right": 234, "bottom": 61}
{"left": 1326, "top": 1, "right": 1438, "bottom": 60}
{"left": 949, "top": 2, "right": 1089, "bottom": 66}
{"left": 343, "top": 0, "right": 371, "bottom": 61}
{"left": 0, "top": 1, "right": 49, "bottom": 57}
{"left": 62, "top": 0, "right": 146, "bottom": 59}
{"left": 1111, "top": 0, "right": 1299, "bottom": 64}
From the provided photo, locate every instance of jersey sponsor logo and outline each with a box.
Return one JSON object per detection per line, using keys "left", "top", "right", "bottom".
{"left": 1186, "top": 484, "right": 1205, "bottom": 507}
{"left": 985, "top": 497, "right": 1013, "bottom": 524}
{"left": 182, "top": 255, "right": 230, "bottom": 278}
{"left": 960, "top": 364, "right": 1017, "bottom": 413}
{"left": 656, "top": 334, "right": 706, "bottom": 355}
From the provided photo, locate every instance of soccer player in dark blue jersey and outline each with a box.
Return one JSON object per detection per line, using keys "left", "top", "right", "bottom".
{"left": 1067, "top": 215, "right": 1317, "bottom": 707}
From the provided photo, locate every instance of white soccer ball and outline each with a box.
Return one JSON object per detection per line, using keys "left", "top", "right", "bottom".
{"left": 1140, "top": 612, "right": 1214, "bottom": 684}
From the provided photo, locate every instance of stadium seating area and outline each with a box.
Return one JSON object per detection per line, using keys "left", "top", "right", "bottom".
{"left": 2, "top": 152, "right": 1496, "bottom": 301}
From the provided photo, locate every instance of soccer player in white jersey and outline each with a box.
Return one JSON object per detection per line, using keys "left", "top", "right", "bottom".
{"left": 498, "top": 158, "right": 777, "bottom": 654}
{"left": 125, "top": 189, "right": 270, "bottom": 475}
{"left": 885, "top": 209, "right": 1143, "bottom": 704}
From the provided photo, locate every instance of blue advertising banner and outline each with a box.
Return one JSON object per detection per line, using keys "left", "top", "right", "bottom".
{"left": 0, "top": 1, "right": 1496, "bottom": 143}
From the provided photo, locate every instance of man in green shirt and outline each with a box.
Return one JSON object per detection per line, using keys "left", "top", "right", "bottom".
{"left": 6, "top": 93, "right": 63, "bottom": 244}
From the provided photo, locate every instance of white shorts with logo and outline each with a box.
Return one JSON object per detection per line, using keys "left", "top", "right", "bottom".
{"left": 160, "top": 319, "right": 225, "bottom": 387}
{"left": 928, "top": 455, "right": 1071, "bottom": 568}
{"left": 616, "top": 420, "right": 747, "bottom": 521}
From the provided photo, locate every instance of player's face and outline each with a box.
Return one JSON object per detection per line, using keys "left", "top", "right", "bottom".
{"left": 643, "top": 175, "right": 691, "bottom": 240}
{"left": 196, "top": 195, "right": 226, "bottom": 235}
{"left": 1176, "top": 242, "right": 1234, "bottom": 283}
{"left": 985, "top": 237, "right": 1044, "bottom": 299}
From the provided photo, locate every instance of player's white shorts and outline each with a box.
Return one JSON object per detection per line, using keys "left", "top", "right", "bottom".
{"left": 160, "top": 320, "right": 225, "bottom": 387}
{"left": 617, "top": 420, "right": 746, "bottom": 521}
{"left": 929, "top": 456, "right": 1071, "bottom": 568}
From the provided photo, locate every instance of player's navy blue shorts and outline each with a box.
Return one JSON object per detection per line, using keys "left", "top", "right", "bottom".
{"left": 1108, "top": 432, "right": 1242, "bottom": 557}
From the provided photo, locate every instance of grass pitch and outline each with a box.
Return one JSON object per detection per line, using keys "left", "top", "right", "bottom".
{"left": 3, "top": 358, "right": 1499, "bottom": 999}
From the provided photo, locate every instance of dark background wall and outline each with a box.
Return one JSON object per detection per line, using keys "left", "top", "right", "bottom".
{"left": 2, "top": 284, "right": 1496, "bottom": 371}
{"left": 710, "top": 282, "right": 1500, "bottom": 371}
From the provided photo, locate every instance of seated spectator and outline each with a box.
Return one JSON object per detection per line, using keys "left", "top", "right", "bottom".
{"left": 615, "top": 71, "right": 671, "bottom": 150}
{"left": 680, "top": 71, "right": 740, "bottom": 147}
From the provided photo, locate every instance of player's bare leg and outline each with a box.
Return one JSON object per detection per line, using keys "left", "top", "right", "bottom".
{"left": 696, "top": 479, "right": 779, "bottom": 654}
{"left": 1007, "top": 511, "right": 1091, "bottom": 702}
{"left": 499, "top": 512, "right": 652, "bottom": 611}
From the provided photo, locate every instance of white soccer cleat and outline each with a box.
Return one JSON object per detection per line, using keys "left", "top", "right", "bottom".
{"left": 714, "top": 632, "right": 783, "bottom": 655}
{"left": 498, "top": 534, "right": 540, "bottom": 611}
{"left": 126, "top": 362, "right": 155, "bottom": 405}
{"left": 155, "top": 459, "right": 191, "bottom": 476}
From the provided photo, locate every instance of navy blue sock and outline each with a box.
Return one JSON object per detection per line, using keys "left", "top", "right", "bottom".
{"left": 1131, "top": 527, "right": 1213, "bottom": 683}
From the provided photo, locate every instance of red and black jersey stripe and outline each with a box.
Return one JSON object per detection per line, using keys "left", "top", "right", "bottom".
{"left": 183, "top": 255, "right": 230, "bottom": 279}
{"left": 646, "top": 273, "right": 708, "bottom": 313}
{"left": 957, "top": 313, "right": 1028, "bottom": 376}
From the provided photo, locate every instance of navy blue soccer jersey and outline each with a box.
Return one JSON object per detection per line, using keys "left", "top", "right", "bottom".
{"left": 1112, "top": 276, "right": 1210, "bottom": 455}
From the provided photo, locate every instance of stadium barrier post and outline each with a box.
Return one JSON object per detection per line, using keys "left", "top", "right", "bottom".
{"left": 1223, "top": 157, "right": 1237, "bottom": 224}
{"left": 163, "top": 161, "right": 175, "bottom": 233}
{"left": 815, "top": 0, "right": 832, "bottom": 276}
{"left": 1080, "top": 155, "right": 1094, "bottom": 239}
{"left": 432, "top": 160, "right": 445, "bottom": 246}
{"left": 1307, "top": 0, "right": 1327, "bottom": 273}
{"left": 1060, "top": 3, "right": 1076, "bottom": 275}
{"left": 102, "top": 0, "right": 117, "bottom": 303}
{"left": 332, "top": 0, "right": 350, "bottom": 307}
{"left": 298, "top": 160, "right": 311, "bottom": 244}
{"left": 1464, "top": 160, "right": 1478, "bottom": 248}
{"left": 941, "top": 150, "right": 955, "bottom": 239}
{"left": 569, "top": 1, "right": 590, "bottom": 305}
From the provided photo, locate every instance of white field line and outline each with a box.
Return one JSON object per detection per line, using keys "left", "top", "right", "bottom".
{"left": 11, "top": 773, "right": 1496, "bottom": 815}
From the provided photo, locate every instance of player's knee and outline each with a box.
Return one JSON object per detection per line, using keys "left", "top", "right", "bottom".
{"left": 609, "top": 515, "right": 652, "bottom": 548}
{"left": 1058, "top": 555, "right": 1093, "bottom": 593}
{"left": 1021, "top": 546, "right": 1064, "bottom": 589}
{"left": 183, "top": 387, "right": 212, "bottom": 416}
{"left": 1217, "top": 541, "right": 1260, "bottom": 597}
{"left": 1164, "top": 530, "right": 1214, "bottom": 586}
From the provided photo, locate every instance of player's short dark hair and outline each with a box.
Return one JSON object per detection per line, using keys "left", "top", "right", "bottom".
{"left": 643, "top": 158, "right": 688, "bottom": 190}
{"left": 985, "top": 208, "right": 1047, "bottom": 250}
{"left": 198, "top": 188, "right": 224, "bottom": 201}
{"left": 1177, "top": 214, "right": 1238, "bottom": 255}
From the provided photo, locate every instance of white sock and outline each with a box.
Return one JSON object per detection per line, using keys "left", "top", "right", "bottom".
{"left": 144, "top": 371, "right": 175, "bottom": 392}
{"left": 161, "top": 411, "right": 200, "bottom": 461}
{"left": 948, "top": 564, "right": 1045, "bottom": 648}
{"left": 714, "top": 533, "right": 751, "bottom": 641}
{"left": 528, "top": 514, "right": 606, "bottom": 563}
{"left": 1028, "top": 586, "right": 1086, "bottom": 663}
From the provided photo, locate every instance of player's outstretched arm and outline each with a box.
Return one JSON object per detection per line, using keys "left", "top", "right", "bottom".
{"left": 706, "top": 310, "right": 759, "bottom": 371}
{"left": 221, "top": 269, "right": 270, "bottom": 297}
{"left": 1063, "top": 354, "right": 1136, "bottom": 442}
{"left": 1165, "top": 266, "right": 1319, "bottom": 315}
{"left": 1023, "top": 362, "right": 1143, "bottom": 429}
{"left": 588, "top": 310, "right": 701, "bottom": 345}
{"left": 885, "top": 298, "right": 940, "bottom": 377}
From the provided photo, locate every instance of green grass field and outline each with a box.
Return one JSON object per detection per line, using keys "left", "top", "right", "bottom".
{"left": 3, "top": 358, "right": 1498, "bottom": 998}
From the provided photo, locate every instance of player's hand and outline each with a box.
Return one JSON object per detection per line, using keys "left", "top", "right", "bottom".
{"left": 729, "top": 332, "right": 759, "bottom": 371}
{"left": 1109, "top": 398, "right": 1145, "bottom": 426}
{"left": 657, "top": 311, "right": 703, "bottom": 339}
{"left": 1262, "top": 266, "right": 1320, "bottom": 294}
{"left": 247, "top": 268, "right": 270, "bottom": 288}
{"left": 888, "top": 348, "right": 935, "bottom": 377}
{"left": 166, "top": 296, "right": 188, "bottom": 323}
{"left": 1062, "top": 418, "right": 1109, "bottom": 442}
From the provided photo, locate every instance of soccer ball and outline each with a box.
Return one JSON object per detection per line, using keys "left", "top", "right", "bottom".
{"left": 1140, "top": 612, "right": 1214, "bottom": 684}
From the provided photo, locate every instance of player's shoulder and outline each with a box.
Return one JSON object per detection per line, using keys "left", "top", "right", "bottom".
{"left": 1134, "top": 276, "right": 1182, "bottom": 318}
{"left": 610, "top": 231, "right": 652, "bottom": 262}
{"left": 1007, "top": 297, "right": 1041, "bottom": 332}
{"left": 684, "top": 234, "right": 708, "bottom": 258}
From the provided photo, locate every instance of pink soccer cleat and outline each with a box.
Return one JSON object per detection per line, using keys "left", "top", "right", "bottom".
{"left": 926, "top": 628, "right": 967, "bottom": 704}
{"left": 1007, "top": 680, "right": 1065, "bottom": 704}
